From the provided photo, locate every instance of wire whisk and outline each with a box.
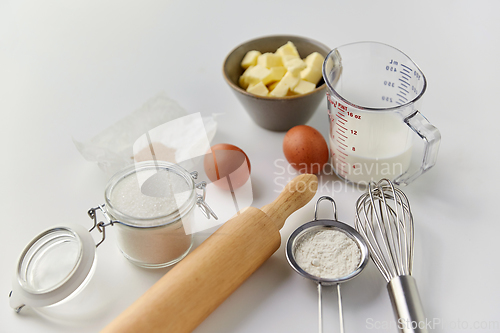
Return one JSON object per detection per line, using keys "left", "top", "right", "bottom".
{"left": 355, "top": 179, "right": 428, "bottom": 333}
{"left": 355, "top": 179, "right": 414, "bottom": 281}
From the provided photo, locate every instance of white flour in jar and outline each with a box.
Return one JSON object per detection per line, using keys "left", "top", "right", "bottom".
{"left": 294, "top": 229, "right": 361, "bottom": 279}
{"left": 108, "top": 169, "right": 194, "bottom": 267}
{"left": 110, "top": 170, "right": 191, "bottom": 222}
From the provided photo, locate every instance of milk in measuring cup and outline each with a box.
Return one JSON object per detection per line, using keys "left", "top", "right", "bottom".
{"left": 329, "top": 110, "right": 412, "bottom": 184}
{"left": 324, "top": 42, "right": 441, "bottom": 185}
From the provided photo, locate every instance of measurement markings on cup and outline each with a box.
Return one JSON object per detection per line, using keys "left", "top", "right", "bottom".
{"left": 337, "top": 141, "right": 348, "bottom": 148}
{"left": 400, "top": 63, "right": 412, "bottom": 71}
{"left": 336, "top": 131, "right": 347, "bottom": 139}
{"left": 398, "top": 86, "right": 409, "bottom": 94}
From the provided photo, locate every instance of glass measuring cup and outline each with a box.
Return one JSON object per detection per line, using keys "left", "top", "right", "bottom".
{"left": 323, "top": 42, "right": 441, "bottom": 185}
{"left": 286, "top": 196, "right": 369, "bottom": 333}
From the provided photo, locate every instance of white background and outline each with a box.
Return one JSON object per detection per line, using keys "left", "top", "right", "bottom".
{"left": 1, "top": 0, "right": 499, "bottom": 332}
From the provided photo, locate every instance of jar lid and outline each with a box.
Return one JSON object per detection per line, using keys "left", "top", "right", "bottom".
{"left": 9, "top": 224, "right": 96, "bottom": 311}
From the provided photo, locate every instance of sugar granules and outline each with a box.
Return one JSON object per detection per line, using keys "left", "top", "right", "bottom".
{"left": 110, "top": 170, "right": 191, "bottom": 221}
{"left": 109, "top": 170, "right": 194, "bottom": 266}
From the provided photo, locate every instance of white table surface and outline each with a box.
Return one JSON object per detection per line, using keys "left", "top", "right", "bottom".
{"left": 1, "top": 1, "right": 499, "bottom": 332}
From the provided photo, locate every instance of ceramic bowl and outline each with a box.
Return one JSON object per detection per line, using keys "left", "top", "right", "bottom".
{"left": 223, "top": 35, "right": 330, "bottom": 132}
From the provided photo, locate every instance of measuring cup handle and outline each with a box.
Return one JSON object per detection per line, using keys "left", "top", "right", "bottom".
{"left": 395, "top": 111, "right": 441, "bottom": 185}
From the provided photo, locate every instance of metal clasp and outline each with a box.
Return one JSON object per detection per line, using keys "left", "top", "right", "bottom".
{"left": 191, "top": 171, "right": 218, "bottom": 220}
{"left": 195, "top": 181, "right": 218, "bottom": 220}
{"left": 88, "top": 204, "right": 116, "bottom": 248}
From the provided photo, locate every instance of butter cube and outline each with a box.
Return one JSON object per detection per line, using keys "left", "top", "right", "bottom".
{"left": 267, "top": 81, "right": 279, "bottom": 92}
{"left": 300, "top": 52, "right": 325, "bottom": 85}
{"left": 246, "top": 65, "right": 273, "bottom": 85}
{"left": 267, "top": 66, "right": 286, "bottom": 83}
{"left": 304, "top": 52, "right": 324, "bottom": 67}
{"left": 241, "top": 50, "right": 261, "bottom": 69}
{"left": 292, "top": 80, "right": 316, "bottom": 94}
{"left": 257, "top": 53, "right": 283, "bottom": 68}
{"left": 269, "top": 80, "right": 289, "bottom": 97}
{"left": 280, "top": 71, "right": 301, "bottom": 89}
{"left": 239, "top": 76, "right": 248, "bottom": 89}
{"left": 247, "top": 82, "right": 269, "bottom": 97}
{"left": 300, "top": 66, "right": 322, "bottom": 85}
{"left": 269, "top": 72, "right": 300, "bottom": 97}
{"left": 239, "top": 65, "right": 254, "bottom": 89}
{"left": 276, "top": 41, "right": 300, "bottom": 58}
{"left": 284, "top": 57, "right": 306, "bottom": 76}
{"left": 282, "top": 54, "right": 300, "bottom": 63}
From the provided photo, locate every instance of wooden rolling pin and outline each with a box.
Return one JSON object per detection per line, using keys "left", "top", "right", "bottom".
{"left": 101, "top": 174, "right": 317, "bottom": 333}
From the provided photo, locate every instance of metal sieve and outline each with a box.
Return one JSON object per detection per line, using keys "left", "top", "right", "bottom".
{"left": 286, "top": 196, "right": 369, "bottom": 333}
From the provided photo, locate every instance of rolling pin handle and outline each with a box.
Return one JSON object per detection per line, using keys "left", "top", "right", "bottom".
{"left": 261, "top": 174, "right": 318, "bottom": 230}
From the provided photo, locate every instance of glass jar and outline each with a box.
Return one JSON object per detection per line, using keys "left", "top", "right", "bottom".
{"left": 9, "top": 161, "right": 216, "bottom": 316}
{"left": 98, "top": 161, "right": 213, "bottom": 268}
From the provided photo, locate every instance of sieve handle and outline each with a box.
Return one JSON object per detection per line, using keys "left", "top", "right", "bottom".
{"left": 337, "top": 283, "right": 345, "bottom": 333}
{"left": 317, "top": 284, "right": 345, "bottom": 333}
{"left": 387, "top": 275, "right": 428, "bottom": 333}
{"left": 318, "top": 284, "right": 323, "bottom": 333}
{"left": 395, "top": 110, "right": 441, "bottom": 186}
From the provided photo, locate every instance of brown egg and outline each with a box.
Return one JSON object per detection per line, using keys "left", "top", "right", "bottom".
{"left": 283, "top": 125, "right": 329, "bottom": 174}
{"left": 204, "top": 144, "right": 251, "bottom": 191}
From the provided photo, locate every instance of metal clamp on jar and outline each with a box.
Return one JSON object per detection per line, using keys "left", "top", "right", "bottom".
{"left": 9, "top": 161, "right": 216, "bottom": 315}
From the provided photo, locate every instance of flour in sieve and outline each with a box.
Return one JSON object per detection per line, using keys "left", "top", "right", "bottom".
{"left": 294, "top": 229, "right": 361, "bottom": 279}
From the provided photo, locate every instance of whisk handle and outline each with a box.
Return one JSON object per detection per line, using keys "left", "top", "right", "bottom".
{"left": 387, "top": 275, "right": 428, "bottom": 333}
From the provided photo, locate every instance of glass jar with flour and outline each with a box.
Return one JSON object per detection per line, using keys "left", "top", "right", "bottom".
{"left": 97, "top": 161, "right": 216, "bottom": 268}
{"left": 9, "top": 161, "right": 216, "bottom": 316}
